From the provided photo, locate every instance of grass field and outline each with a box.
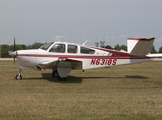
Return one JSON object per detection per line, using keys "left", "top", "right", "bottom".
{"left": 0, "top": 61, "right": 162, "bottom": 120}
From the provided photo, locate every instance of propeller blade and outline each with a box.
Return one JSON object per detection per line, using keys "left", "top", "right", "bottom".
{"left": 9, "top": 38, "right": 17, "bottom": 65}
{"left": 14, "top": 38, "right": 16, "bottom": 64}
{"left": 14, "top": 38, "right": 15, "bottom": 51}
{"left": 14, "top": 56, "right": 15, "bottom": 64}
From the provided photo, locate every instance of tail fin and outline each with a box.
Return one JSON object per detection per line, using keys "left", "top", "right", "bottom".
{"left": 127, "top": 37, "right": 155, "bottom": 56}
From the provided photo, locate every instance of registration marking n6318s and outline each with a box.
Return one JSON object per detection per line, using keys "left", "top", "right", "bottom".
{"left": 90, "top": 59, "right": 117, "bottom": 66}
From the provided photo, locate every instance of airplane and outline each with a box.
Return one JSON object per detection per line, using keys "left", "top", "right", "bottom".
{"left": 9, "top": 37, "right": 155, "bottom": 80}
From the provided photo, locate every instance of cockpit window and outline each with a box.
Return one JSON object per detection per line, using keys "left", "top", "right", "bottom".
{"left": 81, "top": 47, "right": 95, "bottom": 54}
{"left": 68, "top": 45, "right": 77, "bottom": 53}
{"left": 49, "top": 44, "right": 65, "bottom": 53}
{"left": 39, "top": 42, "right": 54, "bottom": 50}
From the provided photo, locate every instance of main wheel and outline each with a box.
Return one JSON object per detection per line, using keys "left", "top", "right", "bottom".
{"left": 52, "top": 70, "right": 59, "bottom": 77}
{"left": 15, "top": 74, "right": 22, "bottom": 80}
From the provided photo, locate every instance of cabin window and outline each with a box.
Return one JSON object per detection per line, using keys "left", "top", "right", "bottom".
{"left": 49, "top": 44, "right": 65, "bottom": 53}
{"left": 80, "top": 47, "right": 95, "bottom": 54}
{"left": 68, "top": 45, "right": 77, "bottom": 53}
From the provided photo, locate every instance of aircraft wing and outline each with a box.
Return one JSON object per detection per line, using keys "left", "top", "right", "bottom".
{"left": 129, "top": 37, "right": 155, "bottom": 56}
{"left": 39, "top": 58, "right": 82, "bottom": 70}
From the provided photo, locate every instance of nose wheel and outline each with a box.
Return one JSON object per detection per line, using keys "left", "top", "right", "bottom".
{"left": 15, "top": 68, "right": 22, "bottom": 80}
{"left": 15, "top": 74, "right": 22, "bottom": 80}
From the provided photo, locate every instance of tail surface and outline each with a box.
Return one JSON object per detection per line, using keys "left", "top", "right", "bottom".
{"left": 127, "top": 37, "right": 155, "bottom": 56}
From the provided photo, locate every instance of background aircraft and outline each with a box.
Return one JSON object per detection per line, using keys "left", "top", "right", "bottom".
{"left": 9, "top": 37, "right": 155, "bottom": 80}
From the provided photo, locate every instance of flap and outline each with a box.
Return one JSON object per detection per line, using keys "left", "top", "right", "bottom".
{"left": 39, "top": 58, "right": 82, "bottom": 70}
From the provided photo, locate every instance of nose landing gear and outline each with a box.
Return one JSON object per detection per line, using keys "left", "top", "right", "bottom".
{"left": 15, "top": 74, "right": 22, "bottom": 80}
{"left": 15, "top": 68, "right": 22, "bottom": 80}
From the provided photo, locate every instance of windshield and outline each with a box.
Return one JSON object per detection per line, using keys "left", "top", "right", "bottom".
{"left": 39, "top": 42, "right": 54, "bottom": 50}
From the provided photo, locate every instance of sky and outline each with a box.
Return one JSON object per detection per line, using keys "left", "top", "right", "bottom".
{"left": 0, "top": 0, "right": 162, "bottom": 50}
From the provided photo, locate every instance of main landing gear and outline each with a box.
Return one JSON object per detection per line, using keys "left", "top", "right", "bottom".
{"left": 15, "top": 68, "right": 22, "bottom": 80}
{"left": 52, "top": 70, "right": 67, "bottom": 81}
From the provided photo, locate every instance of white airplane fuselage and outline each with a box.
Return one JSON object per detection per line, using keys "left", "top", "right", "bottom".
{"left": 16, "top": 42, "right": 152, "bottom": 71}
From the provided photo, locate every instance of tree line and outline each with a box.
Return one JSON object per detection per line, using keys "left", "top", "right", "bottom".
{"left": 0, "top": 43, "right": 161, "bottom": 58}
{"left": 1, "top": 43, "right": 45, "bottom": 58}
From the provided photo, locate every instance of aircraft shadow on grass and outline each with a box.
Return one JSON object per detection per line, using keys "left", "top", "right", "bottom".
{"left": 21, "top": 74, "right": 82, "bottom": 83}
{"left": 125, "top": 75, "right": 149, "bottom": 79}
{"left": 79, "top": 75, "right": 149, "bottom": 79}
{"left": 21, "top": 73, "right": 149, "bottom": 83}
{"left": 41, "top": 73, "right": 83, "bottom": 83}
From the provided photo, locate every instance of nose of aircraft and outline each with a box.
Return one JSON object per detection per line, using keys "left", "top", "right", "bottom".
{"left": 9, "top": 51, "right": 17, "bottom": 57}
{"left": 9, "top": 51, "right": 17, "bottom": 64}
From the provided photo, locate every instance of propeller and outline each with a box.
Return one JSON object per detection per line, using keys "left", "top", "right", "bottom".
{"left": 9, "top": 38, "right": 17, "bottom": 64}
{"left": 14, "top": 38, "right": 15, "bottom": 64}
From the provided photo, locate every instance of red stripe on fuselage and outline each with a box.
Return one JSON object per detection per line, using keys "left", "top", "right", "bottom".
{"left": 17, "top": 54, "right": 153, "bottom": 59}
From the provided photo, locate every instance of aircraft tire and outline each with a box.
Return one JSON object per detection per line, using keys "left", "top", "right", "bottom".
{"left": 52, "top": 70, "right": 59, "bottom": 77}
{"left": 15, "top": 74, "right": 22, "bottom": 80}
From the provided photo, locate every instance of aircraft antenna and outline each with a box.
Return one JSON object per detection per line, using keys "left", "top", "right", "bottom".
{"left": 82, "top": 40, "right": 88, "bottom": 45}
{"left": 56, "top": 36, "right": 66, "bottom": 42}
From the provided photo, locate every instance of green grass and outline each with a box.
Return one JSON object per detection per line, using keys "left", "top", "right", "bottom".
{"left": 0, "top": 61, "right": 162, "bottom": 120}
